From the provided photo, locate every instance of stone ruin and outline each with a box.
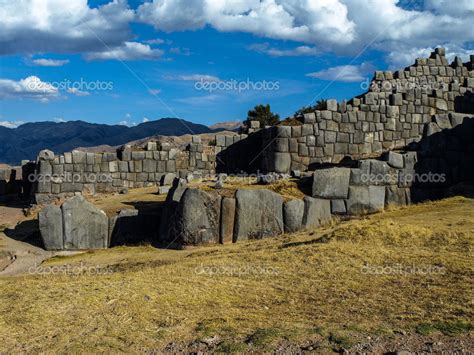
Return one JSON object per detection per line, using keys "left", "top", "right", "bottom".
{"left": 5, "top": 48, "right": 473, "bottom": 250}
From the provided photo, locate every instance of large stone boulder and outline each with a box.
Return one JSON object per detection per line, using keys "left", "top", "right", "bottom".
{"left": 39, "top": 204, "right": 64, "bottom": 250}
{"left": 39, "top": 196, "right": 109, "bottom": 250}
{"left": 313, "top": 167, "right": 351, "bottom": 199}
{"left": 174, "top": 188, "right": 222, "bottom": 245}
{"left": 62, "top": 196, "right": 109, "bottom": 249}
{"left": 346, "top": 185, "right": 385, "bottom": 215}
{"left": 283, "top": 199, "right": 304, "bottom": 233}
{"left": 302, "top": 197, "right": 331, "bottom": 229}
{"left": 234, "top": 189, "right": 284, "bottom": 240}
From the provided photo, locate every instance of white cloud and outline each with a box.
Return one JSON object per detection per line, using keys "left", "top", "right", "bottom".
{"left": 386, "top": 44, "right": 473, "bottom": 69}
{"left": 2, "top": 0, "right": 473, "bottom": 67}
{"left": 306, "top": 62, "right": 375, "bottom": 82}
{"left": 145, "top": 38, "right": 165, "bottom": 45}
{"left": 175, "top": 94, "right": 220, "bottom": 105}
{"left": 53, "top": 117, "right": 67, "bottom": 123}
{"left": 0, "top": 120, "right": 25, "bottom": 128}
{"left": 67, "top": 87, "right": 90, "bottom": 96}
{"left": 118, "top": 120, "right": 137, "bottom": 127}
{"left": 148, "top": 89, "right": 161, "bottom": 95}
{"left": 137, "top": 0, "right": 474, "bottom": 63}
{"left": 31, "top": 58, "right": 70, "bottom": 67}
{"left": 168, "top": 74, "right": 221, "bottom": 82}
{"left": 143, "top": 117, "right": 150, "bottom": 123}
{"left": 249, "top": 43, "right": 319, "bottom": 57}
{"left": 169, "top": 47, "right": 191, "bottom": 56}
{"left": 85, "top": 41, "right": 164, "bottom": 61}
{"left": 138, "top": 0, "right": 355, "bottom": 46}
{"left": 0, "top": 0, "right": 135, "bottom": 55}
{"left": 0, "top": 76, "right": 59, "bottom": 101}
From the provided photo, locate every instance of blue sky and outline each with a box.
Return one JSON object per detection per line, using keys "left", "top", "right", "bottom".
{"left": 0, "top": 0, "right": 472, "bottom": 128}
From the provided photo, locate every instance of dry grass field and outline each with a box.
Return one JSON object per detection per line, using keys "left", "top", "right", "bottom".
{"left": 0, "top": 197, "right": 472, "bottom": 352}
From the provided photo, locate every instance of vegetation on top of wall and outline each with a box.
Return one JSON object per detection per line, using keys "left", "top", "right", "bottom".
{"left": 244, "top": 104, "right": 280, "bottom": 127}
{"left": 293, "top": 99, "right": 327, "bottom": 118}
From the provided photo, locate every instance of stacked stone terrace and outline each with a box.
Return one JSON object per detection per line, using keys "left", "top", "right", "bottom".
{"left": 258, "top": 48, "right": 473, "bottom": 173}
{"left": 34, "top": 138, "right": 216, "bottom": 203}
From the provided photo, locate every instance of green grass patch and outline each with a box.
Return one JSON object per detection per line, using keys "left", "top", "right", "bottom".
{"left": 215, "top": 340, "right": 247, "bottom": 353}
{"left": 246, "top": 328, "right": 282, "bottom": 348}
{"left": 328, "top": 333, "right": 355, "bottom": 350}
{"left": 416, "top": 321, "right": 473, "bottom": 336}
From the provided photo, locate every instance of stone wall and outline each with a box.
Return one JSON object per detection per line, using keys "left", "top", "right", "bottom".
{"left": 312, "top": 114, "right": 474, "bottom": 214}
{"left": 33, "top": 138, "right": 217, "bottom": 203}
{"left": 217, "top": 48, "right": 474, "bottom": 174}
{"left": 20, "top": 48, "right": 474, "bottom": 202}
{"left": 0, "top": 165, "right": 24, "bottom": 196}
{"left": 158, "top": 183, "right": 331, "bottom": 247}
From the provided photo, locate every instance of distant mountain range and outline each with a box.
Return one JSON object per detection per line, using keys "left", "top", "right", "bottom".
{"left": 0, "top": 118, "right": 217, "bottom": 164}
{"left": 208, "top": 121, "right": 242, "bottom": 131}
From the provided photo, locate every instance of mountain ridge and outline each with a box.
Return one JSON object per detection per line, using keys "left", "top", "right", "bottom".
{"left": 0, "top": 118, "right": 217, "bottom": 164}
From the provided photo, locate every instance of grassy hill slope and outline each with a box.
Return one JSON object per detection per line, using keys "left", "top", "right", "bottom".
{"left": 0, "top": 197, "right": 472, "bottom": 352}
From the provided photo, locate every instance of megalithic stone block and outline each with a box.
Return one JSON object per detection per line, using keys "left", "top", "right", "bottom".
{"left": 39, "top": 204, "right": 64, "bottom": 250}
{"left": 220, "top": 197, "right": 236, "bottom": 244}
{"left": 283, "top": 199, "right": 304, "bottom": 233}
{"left": 234, "top": 189, "right": 284, "bottom": 241}
{"left": 312, "top": 167, "right": 351, "bottom": 199}
{"left": 62, "top": 196, "right": 109, "bottom": 249}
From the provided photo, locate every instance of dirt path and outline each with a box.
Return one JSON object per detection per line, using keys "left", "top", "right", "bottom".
{"left": 0, "top": 199, "right": 54, "bottom": 277}
{"left": 0, "top": 232, "right": 53, "bottom": 276}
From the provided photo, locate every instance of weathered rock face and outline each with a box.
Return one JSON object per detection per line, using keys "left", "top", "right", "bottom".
{"left": 38, "top": 204, "right": 63, "bottom": 250}
{"left": 312, "top": 167, "right": 351, "bottom": 199}
{"left": 159, "top": 178, "right": 188, "bottom": 243}
{"left": 38, "top": 149, "right": 54, "bottom": 161}
{"left": 346, "top": 185, "right": 385, "bottom": 215}
{"left": 220, "top": 197, "right": 236, "bottom": 243}
{"left": 62, "top": 196, "right": 109, "bottom": 249}
{"left": 39, "top": 196, "right": 109, "bottom": 250}
{"left": 174, "top": 188, "right": 221, "bottom": 245}
{"left": 385, "top": 186, "right": 409, "bottom": 206}
{"left": 234, "top": 189, "right": 284, "bottom": 240}
{"left": 302, "top": 197, "right": 331, "bottom": 229}
{"left": 283, "top": 199, "right": 304, "bottom": 233}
